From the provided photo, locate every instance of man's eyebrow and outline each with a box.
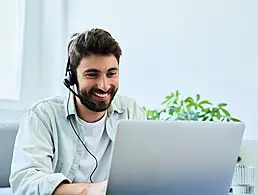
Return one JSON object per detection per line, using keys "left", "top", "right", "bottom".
{"left": 108, "top": 67, "right": 119, "bottom": 72}
{"left": 84, "top": 69, "right": 100, "bottom": 73}
{"left": 83, "top": 67, "right": 118, "bottom": 74}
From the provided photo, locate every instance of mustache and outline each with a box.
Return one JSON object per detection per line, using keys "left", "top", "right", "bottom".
{"left": 90, "top": 86, "right": 116, "bottom": 94}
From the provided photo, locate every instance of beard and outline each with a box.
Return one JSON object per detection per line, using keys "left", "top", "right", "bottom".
{"left": 77, "top": 85, "right": 118, "bottom": 112}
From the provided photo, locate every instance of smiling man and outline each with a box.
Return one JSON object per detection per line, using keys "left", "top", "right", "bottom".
{"left": 9, "top": 28, "right": 146, "bottom": 195}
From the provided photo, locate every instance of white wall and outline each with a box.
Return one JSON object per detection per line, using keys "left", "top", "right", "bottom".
{"left": 0, "top": 0, "right": 257, "bottom": 140}
{"left": 39, "top": 0, "right": 69, "bottom": 97}
{"left": 0, "top": 0, "right": 69, "bottom": 112}
{"left": 67, "top": 0, "right": 258, "bottom": 140}
{"left": 0, "top": 0, "right": 41, "bottom": 111}
{"left": 0, "top": 0, "right": 20, "bottom": 99}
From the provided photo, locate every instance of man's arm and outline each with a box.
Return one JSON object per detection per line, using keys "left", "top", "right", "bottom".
{"left": 10, "top": 108, "right": 108, "bottom": 195}
{"left": 9, "top": 108, "right": 71, "bottom": 195}
{"left": 53, "top": 181, "right": 107, "bottom": 195}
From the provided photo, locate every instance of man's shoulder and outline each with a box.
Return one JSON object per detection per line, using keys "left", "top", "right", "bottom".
{"left": 26, "top": 96, "right": 67, "bottom": 115}
{"left": 112, "top": 94, "right": 146, "bottom": 120}
{"left": 112, "top": 94, "right": 139, "bottom": 109}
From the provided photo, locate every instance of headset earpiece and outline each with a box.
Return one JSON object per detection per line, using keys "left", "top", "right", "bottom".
{"left": 64, "top": 71, "right": 76, "bottom": 87}
{"left": 64, "top": 57, "right": 77, "bottom": 87}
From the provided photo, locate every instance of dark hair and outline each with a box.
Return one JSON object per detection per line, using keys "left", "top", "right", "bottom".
{"left": 67, "top": 28, "right": 122, "bottom": 74}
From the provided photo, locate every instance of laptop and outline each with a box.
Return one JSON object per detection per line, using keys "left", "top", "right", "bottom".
{"left": 106, "top": 120, "right": 245, "bottom": 195}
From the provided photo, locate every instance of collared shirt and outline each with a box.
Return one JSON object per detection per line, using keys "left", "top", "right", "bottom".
{"left": 9, "top": 94, "right": 146, "bottom": 195}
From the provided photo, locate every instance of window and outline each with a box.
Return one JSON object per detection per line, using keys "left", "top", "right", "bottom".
{"left": 0, "top": 0, "right": 24, "bottom": 100}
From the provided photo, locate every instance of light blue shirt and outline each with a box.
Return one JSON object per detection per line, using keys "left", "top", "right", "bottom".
{"left": 9, "top": 94, "right": 146, "bottom": 195}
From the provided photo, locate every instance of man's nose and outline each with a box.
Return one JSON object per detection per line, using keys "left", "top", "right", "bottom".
{"left": 98, "top": 77, "right": 110, "bottom": 92}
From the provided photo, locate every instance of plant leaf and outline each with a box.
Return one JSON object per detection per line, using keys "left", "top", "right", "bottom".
{"left": 196, "top": 94, "right": 200, "bottom": 101}
{"left": 221, "top": 108, "right": 231, "bottom": 117}
{"left": 185, "top": 97, "right": 194, "bottom": 103}
{"left": 216, "top": 109, "right": 221, "bottom": 119}
{"left": 161, "top": 94, "right": 174, "bottom": 105}
{"left": 199, "top": 100, "right": 212, "bottom": 105}
{"left": 198, "top": 105, "right": 205, "bottom": 111}
{"left": 176, "top": 90, "right": 180, "bottom": 97}
{"left": 218, "top": 103, "right": 227, "bottom": 108}
{"left": 203, "top": 108, "right": 210, "bottom": 113}
{"left": 231, "top": 117, "right": 241, "bottom": 122}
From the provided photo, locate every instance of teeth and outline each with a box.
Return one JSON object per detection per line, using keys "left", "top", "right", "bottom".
{"left": 94, "top": 92, "right": 108, "bottom": 98}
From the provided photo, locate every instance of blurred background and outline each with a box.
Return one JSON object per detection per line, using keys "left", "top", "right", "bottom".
{"left": 1, "top": 0, "right": 257, "bottom": 139}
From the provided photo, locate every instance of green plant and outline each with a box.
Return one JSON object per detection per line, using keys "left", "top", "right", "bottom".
{"left": 143, "top": 90, "right": 242, "bottom": 163}
{"left": 143, "top": 90, "right": 241, "bottom": 122}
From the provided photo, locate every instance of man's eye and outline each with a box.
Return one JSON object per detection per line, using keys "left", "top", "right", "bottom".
{"left": 108, "top": 72, "right": 116, "bottom": 77}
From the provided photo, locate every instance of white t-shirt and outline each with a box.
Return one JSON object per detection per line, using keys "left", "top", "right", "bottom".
{"left": 73, "top": 112, "right": 111, "bottom": 182}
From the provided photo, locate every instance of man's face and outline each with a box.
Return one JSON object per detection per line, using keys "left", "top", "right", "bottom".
{"left": 76, "top": 54, "right": 119, "bottom": 112}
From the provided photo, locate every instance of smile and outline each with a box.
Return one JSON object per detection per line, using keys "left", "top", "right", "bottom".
{"left": 93, "top": 92, "right": 109, "bottom": 98}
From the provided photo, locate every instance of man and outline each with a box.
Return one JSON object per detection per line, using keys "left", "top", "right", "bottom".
{"left": 9, "top": 28, "right": 146, "bottom": 195}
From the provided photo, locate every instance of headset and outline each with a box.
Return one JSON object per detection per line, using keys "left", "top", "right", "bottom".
{"left": 63, "top": 57, "right": 98, "bottom": 183}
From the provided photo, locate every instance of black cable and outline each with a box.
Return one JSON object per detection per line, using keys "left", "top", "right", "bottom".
{"left": 66, "top": 91, "right": 98, "bottom": 183}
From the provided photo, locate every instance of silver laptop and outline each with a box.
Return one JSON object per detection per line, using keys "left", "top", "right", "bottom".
{"left": 106, "top": 120, "right": 245, "bottom": 195}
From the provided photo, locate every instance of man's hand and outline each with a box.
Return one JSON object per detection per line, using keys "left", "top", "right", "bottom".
{"left": 53, "top": 180, "right": 108, "bottom": 195}
{"left": 83, "top": 180, "right": 108, "bottom": 195}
